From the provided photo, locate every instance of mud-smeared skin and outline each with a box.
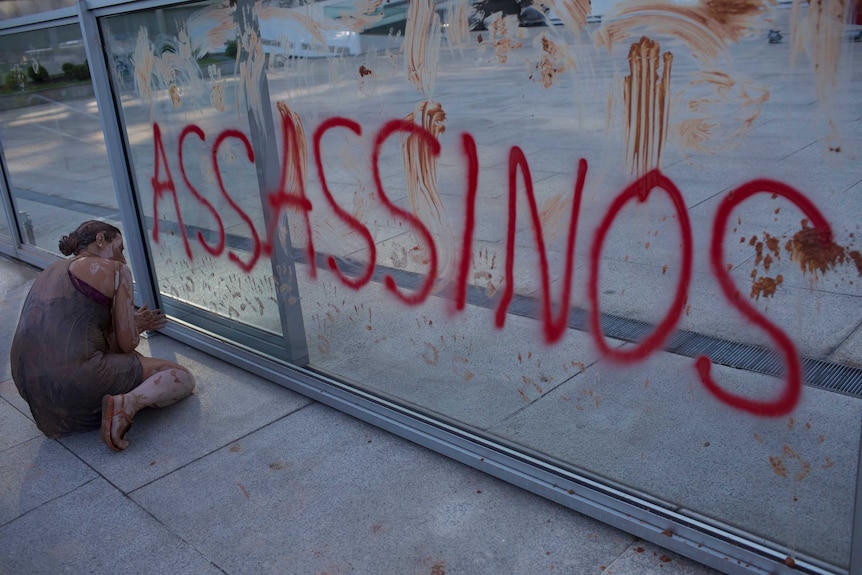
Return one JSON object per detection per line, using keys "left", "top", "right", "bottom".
{"left": 624, "top": 37, "right": 672, "bottom": 177}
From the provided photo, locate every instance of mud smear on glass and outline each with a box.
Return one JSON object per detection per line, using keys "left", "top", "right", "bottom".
{"left": 489, "top": 13, "right": 524, "bottom": 64}
{"left": 445, "top": 0, "right": 473, "bottom": 49}
{"left": 790, "top": 0, "right": 849, "bottom": 145}
{"left": 402, "top": 101, "right": 452, "bottom": 272}
{"left": 595, "top": 0, "right": 767, "bottom": 60}
{"left": 675, "top": 70, "right": 768, "bottom": 155}
{"left": 186, "top": 4, "right": 237, "bottom": 56}
{"left": 133, "top": 27, "right": 209, "bottom": 117}
{"left": 207, "top": 64, "right": 227, "bottom": 112}
{"left": 326, "top": 0, "right": 385, "bottom": 31}
{"left": 623, "top": 37, "right": 672, "bottom": 177}
{"left": 529, "top": 34, "right": 575, "bottom": 88}
{"left": 405, "top": 0, "right": 442, "bottom": 96}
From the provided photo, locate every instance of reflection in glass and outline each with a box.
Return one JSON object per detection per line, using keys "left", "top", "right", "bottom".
{"left": 0, "top": 24, "right": 120, "bottom": 254}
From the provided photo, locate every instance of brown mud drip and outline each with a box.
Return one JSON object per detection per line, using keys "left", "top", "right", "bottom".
{"left": 402, "top": 101, "right": 450, "bottom": 266}
{"left": 785, "top": 219, "right": 862, "bottom": 278}
{"left": 623, "top": 37, "right": 672, "bottom": 178}
{"left": 790, "top": 0, "right": 847, "bottom": 144}
{"left": 405, "top": 0, "right": 442, "bottom": 96}
{"left": 276, "top": 101, "right": 308, "bottom": 210}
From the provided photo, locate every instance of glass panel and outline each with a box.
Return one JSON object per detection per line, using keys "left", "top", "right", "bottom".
{"left": 0, "top": 1, "right": 75, "bottom": 21}
{"left": 106, "top": 0, "right": 862, "bottom": 570}
{"left": 0, "top": 23, "right": 120, "bottom": 254}
{"left": 101, "top": 3, "right": 289, "bottom": 346}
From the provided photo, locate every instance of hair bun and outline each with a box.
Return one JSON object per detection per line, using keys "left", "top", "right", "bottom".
{"left": 58, "top": 234, "right": 77, "bottom": 256}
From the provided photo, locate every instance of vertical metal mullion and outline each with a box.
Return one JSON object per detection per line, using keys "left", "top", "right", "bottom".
{"left": 76, "top": 0, "right": 159, "bottom": 310}
{"left": 0, "top": 135, "right": 22, "bottom": 257}
{"left": 234, "top": 0, "right": 309, "bottom": 366}
{"left": 850, "top": 418, "right": 862, "bottom": 573}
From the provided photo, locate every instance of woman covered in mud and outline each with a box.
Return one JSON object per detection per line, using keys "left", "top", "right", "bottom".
{"left": 10, "top": 220, "right": 195, "bottom": 451}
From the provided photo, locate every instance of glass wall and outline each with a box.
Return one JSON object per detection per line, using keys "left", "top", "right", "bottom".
{"left": 1, "top": 0, "right": 859, "bottom": 572}
{"left": 101, "top": 3, "right": 303, "bottom": 360}
{"left": 0, "top": 22, "right": 119, "bottom": 254}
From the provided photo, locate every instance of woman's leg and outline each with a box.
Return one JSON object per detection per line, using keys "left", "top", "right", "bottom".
{"left": 103, "top": 356, "right": 195, "bottom": 450}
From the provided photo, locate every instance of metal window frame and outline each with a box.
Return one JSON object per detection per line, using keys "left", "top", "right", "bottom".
{"left": 0, "top": 2, "right": 858, "bottom": 574}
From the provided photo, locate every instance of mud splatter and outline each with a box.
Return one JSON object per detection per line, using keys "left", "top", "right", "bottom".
{"left": 489, "top": 13, "right": 523, "bottom": 64}
{"left": 769, "top": 445, "right": 811, "bottom": 481}
{"left": 624, "top": 37, "right": 672, "bottom": 178}
{"left": 750, "top": 275, "right": 783, "bottom": 300}
{"left": 405, "top": 0, "right": 442, "bottom": 96}
{"left": 785, "top": 219, "right": 862, "bottom": 278}
{"left": 530, "top": 34, "right": 573, "bottom": 88}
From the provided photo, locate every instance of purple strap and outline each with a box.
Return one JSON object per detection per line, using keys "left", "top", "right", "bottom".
{"left": 68, "top": 269, "right": 112, "bottom": 307}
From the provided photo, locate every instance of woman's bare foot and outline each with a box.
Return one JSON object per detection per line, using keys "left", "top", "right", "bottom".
{"left": 100, "top": 395, "right": 134, "bottom": 451}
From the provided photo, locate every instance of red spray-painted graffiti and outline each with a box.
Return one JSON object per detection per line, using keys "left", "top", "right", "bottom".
{"left": 150, "top": 114, "right": 839, "bottom": 418}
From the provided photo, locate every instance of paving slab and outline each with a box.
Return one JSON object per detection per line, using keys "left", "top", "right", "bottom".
{"left": 604, "top": 541, "right": 723, "bottom": 575}
{"left": 58, "top": 334, "right": 313, "bottom": 493}
{"left": 131, "top": 401, "right": 638, "bottom": 575}
{"left": 0, "top": 477, "right": 223, "bottom": 575}
{"left": 0, "top": 435, "right": 96, "bottom": 526}
{"left": 0, "top": 388, "right": 40, "bottom": 451}
{"left": 0, "top": 254, "right": 39, "bottom": 382}
{"left": 0, "top": 379, "right": 32, "bottom": 421}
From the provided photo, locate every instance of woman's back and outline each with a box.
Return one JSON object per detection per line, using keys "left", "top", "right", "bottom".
{"left": 10, "top": 258, "right": 141, "bottom": 437}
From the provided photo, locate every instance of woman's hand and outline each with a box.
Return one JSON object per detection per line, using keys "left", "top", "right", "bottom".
{"left": 134, "top": 304, "right": 167, "bottom": 333}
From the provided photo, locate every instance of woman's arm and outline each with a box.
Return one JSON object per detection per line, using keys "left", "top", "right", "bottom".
{"left": 111, "top": 262, "right": 140, "bottom": 353}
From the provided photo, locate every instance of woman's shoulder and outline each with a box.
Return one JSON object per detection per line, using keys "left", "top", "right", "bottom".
{"left": 68, "top": 256, "right": 123, "bottom": 299}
